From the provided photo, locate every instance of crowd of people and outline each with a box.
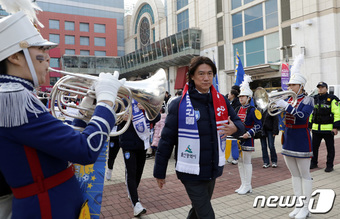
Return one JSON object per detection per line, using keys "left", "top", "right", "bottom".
{"left": 0, "top": 4, "right": 339, "bottom": 219}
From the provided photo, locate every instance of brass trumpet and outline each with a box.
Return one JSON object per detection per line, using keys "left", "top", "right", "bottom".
{"left": 48, "top": 68, "right": 166, "bottom": 136}
{"left": 254, "top": 87, "right": 297, "bottom": 116}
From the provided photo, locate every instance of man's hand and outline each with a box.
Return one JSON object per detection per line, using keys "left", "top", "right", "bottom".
{"left": 332, "top": 129, "right": 338, "bottom": 135}
{"left": 242, "top": 132, "right": 251, "bottom": 139}
{"left": 218, "top": 116, "right": 238, "bottom": 138}
{"left": 156, "top": 178, "right": 166, "bottom": 189}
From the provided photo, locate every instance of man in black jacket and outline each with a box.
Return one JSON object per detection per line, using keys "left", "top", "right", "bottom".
{"left": 154, "top": 56, "right": 244, "bottom": 219}
{"left": 0, "top": 171, "right": 12, "bottom": 219}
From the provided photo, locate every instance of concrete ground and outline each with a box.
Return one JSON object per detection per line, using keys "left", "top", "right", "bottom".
{"left": 100, "top": 133, "right": 340, "bottom": 219}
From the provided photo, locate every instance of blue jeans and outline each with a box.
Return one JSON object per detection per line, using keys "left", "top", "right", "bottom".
{"left": 260, "top": 130, "right": 277, "bottom": 164}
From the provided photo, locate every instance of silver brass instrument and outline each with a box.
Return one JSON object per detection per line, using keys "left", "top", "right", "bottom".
{"left": 253, "top": 87, "right": 297, "bottom": 116}
{"left": 48, "top": 67, "right": 166, "bottom": 136}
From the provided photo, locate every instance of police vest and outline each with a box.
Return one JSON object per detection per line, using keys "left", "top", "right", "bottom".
{"left": 312, "top": 94, "right": 333, "bottom": 124}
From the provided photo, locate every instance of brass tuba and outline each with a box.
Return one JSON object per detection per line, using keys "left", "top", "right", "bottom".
{"left": 253, "top": 87, "right": 297, "bottom": 116}
{"left": 48, "top": 68, "right": 166, "bottom": 136}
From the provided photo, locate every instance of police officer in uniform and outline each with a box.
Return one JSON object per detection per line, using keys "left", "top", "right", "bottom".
{"left": 309, "top": 82, "right": 340, "bottom": 172}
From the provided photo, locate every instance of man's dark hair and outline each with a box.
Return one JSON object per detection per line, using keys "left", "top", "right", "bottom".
{"left": 0, "top": 59, "right": 7, "bottom": 75}
{"left": 231, "top": 85, "right": 240, "bottom": 94}
{"left": 187, "top": 56, "right": 217, "bottom": 83}
{"left": 230, "top": 89, "right": 239, "bottom": 97}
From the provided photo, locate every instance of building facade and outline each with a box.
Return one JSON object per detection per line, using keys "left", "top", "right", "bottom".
{"left": 35, "top": 0, "right": 125, "bottom": 91}
{"left": 122, "top": 0, "right": 340, "bottom": 96}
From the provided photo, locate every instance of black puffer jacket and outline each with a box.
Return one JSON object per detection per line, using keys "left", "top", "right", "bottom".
{"left": 154, "top": 83, "right": 244, "bottom": 181}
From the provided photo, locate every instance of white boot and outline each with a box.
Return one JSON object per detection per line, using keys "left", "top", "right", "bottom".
{"left": 238, "top": 164, "right": 252, "bottom": 195}
{"left": 106, "top": 168, "right": 112, "bottom": 181}
{"left": 295, "top": 178, "right": 312, "bottom": 219}
{"left": 235, "top": 162, "right": 245, "bottom": 193}
{"left": 288, "top": 177, "right": 302, "bottom": 218}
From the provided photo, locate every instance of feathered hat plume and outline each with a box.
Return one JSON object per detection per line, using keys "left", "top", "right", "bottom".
{"left": 290, "top": 53, "right": 304, "bottom": 75}
{"left": 0, "top": 0, "right": 44, "bottom": 27}
{"left": 239, "top": 74, "right": 253, "bottom": 97}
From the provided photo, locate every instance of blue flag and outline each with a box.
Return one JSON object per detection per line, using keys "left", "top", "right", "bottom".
{"left": 212, "top": 55, "right": 219, "bottom": 92}
{"left": 235, "top": 51, "right": 245, "bottom": 86}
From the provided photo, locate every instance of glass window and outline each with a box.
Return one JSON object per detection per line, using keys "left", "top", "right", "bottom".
{"left": 65, "top": 49, "right": 75, "bottom": 55}
{"left": 246, "top": 36, "right": 264, "bottom": 66}
{"left": 177, "top": 0, "right": 188, "bottom": 10}
{"left": 65, "top": 35, "right": 75, "bottom": 45}
{"left": 266, "top": 32, "right": 280, "bottom": 63}
{"left": 166, "top": 37, "right": 172, "bottom": 56}
{"left": 94, "top": 37, "right": 106, "bottom": 47}
{"left": 156, "top": 41, "right": 162, "bottom": 57}
{"left": 95, "top": 51, "right": 106, "bottom": 56}
{"left": 232, "top": 13, "right": 243, "bottom": 39}
{"left": 177, "top": 10, "right": 189, "bottom": 32}
{"left": 217, "top": 17, "right": 223, "bottom": 42}
{"left": 80, "top": 36, "right": 90, "bottom": 46}
{"left": 49, "top": 34, "right": 60, "bottom": 44}
{"left": 80, "top": 50, "right": 90, "bottom": 56}
{"left": 183, "top": 29, "right": 189, "bottom": 49}
{"left": 50, "top": 58, "right": 60, "bottom": 68}
{"left": 216, "top": 0, "right": 223, "bottom": 13}
{"left": 244, "top": 0, "right": 255, "bottom": 4}
{"left": 139, "top": 17, "right": 150, "bottom": 46}
{"left": 282, "top": 26, "right": 292, "bottom": 57}
{"left": 265, "top": 0, "right": 278, "bottom": 29}
{"left": 80, "top": 23, "right": 89, "bottom": 32}
{"left": 94, "top": 24, "right": 106, "bottom": 33}
{"left": 281, "top": 0, "right": 291, "bottom": 22}
{"left": 49, "top": 19, "right": 59, "bottom": 29}
{"left": 151, "top": 43, "right": 157, "bottom": 60}
{"left": 65, "top": 21, "right": 75, "bottom": 31}
{"left": 171, "top": 35, "right": 178, "bottom": 54}
{"left": 218, "top": 45, "right": 225, "bottom": 70}
{"left": 231, "top": 0, "right": 242, "bottom": 9}
{"left": 245, "top": 4, "right": 263, "bottom": 35}
{"left": 161, "top": 39, "right": 168, "bottom": 57}
{"left": 176, "top": 32, "right": 184, "bottom": 52}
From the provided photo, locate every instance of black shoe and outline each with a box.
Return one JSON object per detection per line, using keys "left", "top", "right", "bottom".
{"left": 310, "top": 163, "right": 318, "bottom": 169}
{"left": 325, "top": 167, "right": 334, "bottom": 172}
{"left": 146, "top": 154, "right": 153, "bottom": 158}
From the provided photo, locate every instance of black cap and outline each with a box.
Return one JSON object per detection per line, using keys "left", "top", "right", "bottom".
{"left": 317, "top": 82, "right": 328, "bottom": 88}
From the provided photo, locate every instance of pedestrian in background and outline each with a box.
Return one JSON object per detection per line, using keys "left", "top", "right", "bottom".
{"left": 106, "top": 126, "right": 121, "bottom": 181}
{"left": 309, "top": 81, "right": 340, "bottom": 172}
{"left": 119, "top": 100, "right": 160, "bottom": 217}
{"left": 260, "top": 109, "right": 279, "bottom": 168}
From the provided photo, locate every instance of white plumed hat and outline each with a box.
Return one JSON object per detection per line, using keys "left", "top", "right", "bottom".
{"left": 239, "top": 74, "right": 253, "bottom": 97}
{"left": 287, "top": 54, "right": 307, "bottom": 86}
{"left": 0, "top": 11, "right": 57, "bottom": 62}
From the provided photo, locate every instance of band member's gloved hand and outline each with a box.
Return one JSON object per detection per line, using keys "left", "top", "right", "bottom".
{"left": 95, "top": 71, "right": 126, "bottom": 104}
{"left": 275, "top": 99, "right": 289, "bottom": 109}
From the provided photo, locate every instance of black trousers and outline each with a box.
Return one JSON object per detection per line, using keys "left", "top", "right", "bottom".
{"left": 122, "top": 149, "right": 147, "bottom": 206}
{"left": 107, "top": 137, "right": 120, "bottom": 170}
{"left": 311, "top": 132, "right": 335, "bottom": 168}
{"left": 181, "top": 179, "right": 216, "bottom": 219}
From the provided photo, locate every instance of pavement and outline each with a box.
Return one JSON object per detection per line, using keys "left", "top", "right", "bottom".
{"left": 100, "top": 133, "right": 340, "bottom": 219}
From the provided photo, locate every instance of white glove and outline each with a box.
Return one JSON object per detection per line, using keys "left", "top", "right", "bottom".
{"left": 94, "top": 72, "right": 126, "bottom": 104}
{"left": 79, "top": 96, "right": 95, "bottom": 117}
{"left": 275, "top": 99, "right": 289, "bottom": 109}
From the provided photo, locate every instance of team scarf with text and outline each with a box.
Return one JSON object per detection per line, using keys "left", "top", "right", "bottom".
{"left": 176, "top": 83, "right": 228, "bottom": 175}
{"left": 132, "top": 99, "right": 150, "bottom": 149}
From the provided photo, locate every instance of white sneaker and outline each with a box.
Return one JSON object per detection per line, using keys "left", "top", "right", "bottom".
{"left": 231, "top": 160, "right": 238, "bottom": 165}
{"left": 133, "top": 202, "right": 146, "bottom": 217}
{"left": 106, "top": 169, "right": 112, "bottom": 181}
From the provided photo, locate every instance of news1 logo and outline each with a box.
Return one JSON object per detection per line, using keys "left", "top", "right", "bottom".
{"left": 253, "top": 189, "right": 336, "bottom": 214}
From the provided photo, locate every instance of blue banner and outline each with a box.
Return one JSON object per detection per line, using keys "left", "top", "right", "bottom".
{"left": 74, "top": 142, "right": 108, "bottom": 219}
{"left": 235, "top": 52, "right": 245, "bottom": 86}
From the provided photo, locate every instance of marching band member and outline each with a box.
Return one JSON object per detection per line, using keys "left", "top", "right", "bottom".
{"left": 0, "top": 6, "right": 125, "bottom": 219}
{"left": 274, "top": 54, "right": 314, "bottom": 219}
{"left": 234, "top": 75, "right": 262, "bottom": 195}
